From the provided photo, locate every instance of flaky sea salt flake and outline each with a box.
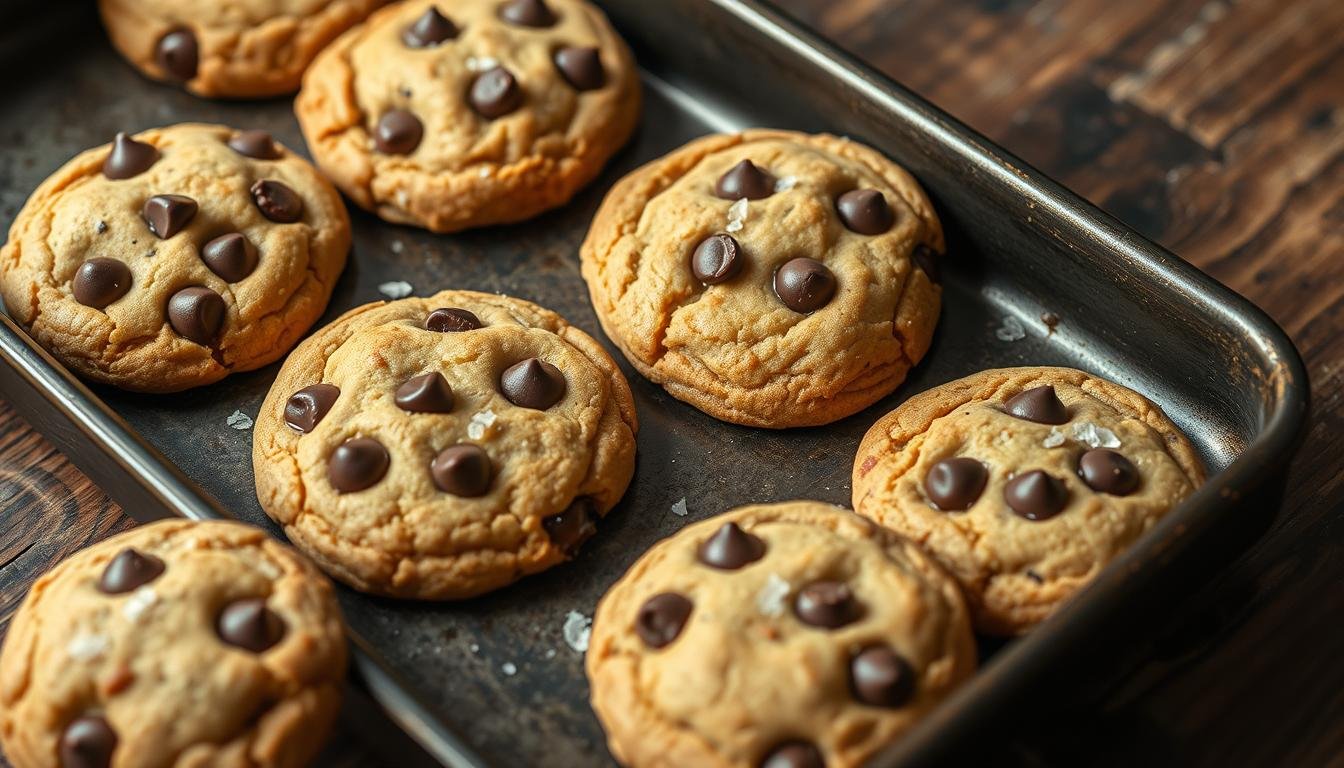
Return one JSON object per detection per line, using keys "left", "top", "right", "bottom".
{"left": 671, "top": 497, "right": 688, "bottom": 517}
{"left": 379, "top": 281, "right": 414, "bottom": 299}
{"left": 226, "top": 410, "right": 253, "bottom": 430}
{"left": 122, "top": 586, "right": 159, "bottom": 621}
{"left": 756, "top": 573, "right": 791, "bottom": 617}
{"left": 994, "top": 315, "right": 1026, "bottom": 342}
{"left": 467, "top": 56, "right": 499, "bottom": 72}
{"left": 467, "top": 409, "right": 498, "bottom": 440}
{"left": 1072, "top": 421, "right": 1120, "bottom": 449}
{"left": 727, "top": 197, "right": 749, "bottom": 224}
{"left": 501, "top": 662, "right": 518, "bottom": 676}
{"left": 1043, "top": 427, "right": 1067, "bottom": 448}
{"left": 774, "top": 175, "right": 797, "bottom": 192}
{"left": 563, "top": 610, "right": 592, "bottom": 653}
{"left": 390, "top": 239, "right": 405, "bottom": 254}
{"left": 67, "top": 633, "right": 108, "bottom": 661}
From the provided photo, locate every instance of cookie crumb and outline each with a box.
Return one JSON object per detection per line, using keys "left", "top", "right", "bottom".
{"left": 563, "top": 610, "right": 592, "bottom": 653}
{"left": 671, "top": 497, "right": 688, "bottom": 517}
{"left": 994, "top": 316, "right": 1026, "bottom": 342}
{"left": 67, "top": 633, "right": 108, "bottom": 661}
{"left": 774, "top": 175, "right": 797, "bottom": 192}
{"left": 226, "top": 410, "right": 253, "bottom": 430}
{"left": 1072, "top": 421, "right": 1121, "bottom": 448}
{"left": 1041, "top": 311, "right": 1060, "bottom": 329}
{"left": 122, "top": 586, "right": 159, "bottom": 621}
{"left": 756, "top": 573, "right": 791, "bottom": 617}
{"left": 1042, "top": 427, "right": 1066, "bottom": 448}
{"left": 501, "top": 662, "right": 518, "bottom": 676}
{"left": 467, "top": 409, "right": 498, "bottom": 440}
{"left": 378, "top": 280, "right": 414, "bottom": 299}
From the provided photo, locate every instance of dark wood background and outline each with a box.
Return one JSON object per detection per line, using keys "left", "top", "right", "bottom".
{"left": 3, "top": 0, "right": 1341, "bottom": 765}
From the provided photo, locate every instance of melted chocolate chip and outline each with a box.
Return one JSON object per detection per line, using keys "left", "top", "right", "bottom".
{"left": 760, "top": 741, "right": 824, "bottom": 768}
{"left": 774, "top": 257, "right": 836, "bottom": 313}
{"left": 691, "top": 234, "right": 742, "bottom": 284}
{"left": 402, "top": 6, "right": 459, "bottom": 47}
{"left": 714, "top": 159, "right": 775, "bottom": 200}
{"left": 216, "top": 598, "right": 285, "bottom": 653}
{"left": 850, "top": 645, "right": 916, "bottom": 707}
{"left": 328, "top": 437, "right": 390, "bottom": 493}
{"left": 431, "top": 444, "right": 492, "bottom": 496}
{"left": 554, "top": 46, "right": 604, "bottom": 90}
{"left": 155, "top": 28, "right": 198, "bottom": 82}
{"left": 142, "top": 194, "right": 197, "bottom": 239}
{"left": 375, "top": 109, "right": 424, "bottom": 155}
{"left": 500, "top": 358, "right": 566, "bottom": 409}
{"left": 250, "top": 180, "right": 304, "bottom": 223}
{"left": 395, "top": 372, "right": 454, "bottom": 413}
{"left": 499, "top": 0, "right": 556, "bottom": 27}
{"left": 103, "top": 133, "right": 159, "bottom": 180}
{"left": 469, "top": 66, "right": 523, "bottom": 119}
{"left": 697, "top": 521, "right": 765, "bottom": 570}
{"left": 97, "top": 548, "right": 165, "bottom": 594}
{"left": 72, "top": 258, "right": 132, "bottom": 309}
{"left": 425, "top": 307, "right": 483, "bottom": 332}
{"left": 635, "top": 592, "right": 693, "bottom": 648}
{"left": 284, "top": 384, "right": 340, "bottom": 433}
{"left": 1004, "top": 385, "right": 1069, "bottom": 425}
{"left": 59, "top": 715, "right": 117, "bottom": 768}
{"left": 924, "top": 457, "right": 988, "bottom": 511}
{"left": 1004, "top": 470, "right": 1069, "bottom": 520}
{"left": 912, "top": 243, "right": 941, "bottom": 283}
{"left": 167, "top": 286, "right": 225, "bottom": 345}
{"left": 794, "top": 580, "right": 859, "bottom": 628}
{"left": 228, "top": 130, "right": 281, "bottom": 160}
{"left": 836, "top": 189, "right": 894, "bottom": 234}
{"left": 1079, "top": 448, "right": 1140, "bottom": 495}
{"left": 201, "top": 233, "right": 259, "bottom": 282}
{"left": 542, "top": 497, "right": 597, "bottom": 556}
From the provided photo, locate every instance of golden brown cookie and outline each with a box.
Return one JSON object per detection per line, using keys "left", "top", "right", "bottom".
{"left": 852, "top": 366, "right": 1206, "bottom": 635}
{"left": 0, "top": 123, "right": 350, "bottom": 393}
{"left": 580, "top": 130, "right": 945, "bottom": 428}
{"left": 252, "top": 290, "right": 638, "bottom": 600}
{"left": 0, "top": 519, "right": 347, "bottom": 768}
{"left": 587, "top": 501, "right": 975, "bottom": 768}
{"left": 97, "top": 0, "right": 386, "bottom": 98}
{"left": 294, "top": 0, "right": 640, "bottom": 232}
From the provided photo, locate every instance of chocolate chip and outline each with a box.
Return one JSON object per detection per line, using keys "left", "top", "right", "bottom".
{"left": 395, "top": 372, "right": 454, "bottom": 413}
{"left": 431, "top": 444, "right": 492, "bottom": 496}
{"left": 697, "top": 522, "right": 765, "bottom": 570}
{"left": 97, "top": 548, "right": 165, "bottom": 594}
{"left": 469, "top": 66, "right": 523, "bottom": 119}
{"left": 167, "top": 286, "right": 225, "bottom": 345}
{"left": 499, "top": 0, "right": 556, "bottom": 27}
{"left": 500, "top": 358, "right": 566, "bottom": 409}
{"left": 1004, "top": 470, "right": 1069, "bottom": 520}
{"left": 402, "top": 6, "right": 459, "bottom": 47}
{"left": 216, "top": 598, "right": 285, "bottom": 653}
{"left": 155, "top": 28, "right": 198, "bottom": 82}
{"left": 1004, "top": 385, "right": 1069, "bottom": 425}
{"left": 912, "top": 243, "right": 941, "bottom": 283}
{"left": 142, "top": 194, "right": 197, "bottom": 239}
{"left": 794, "top": 580, "right": 860, "bottom": 628}
{"left": 250, "top": 180, "right": 304, "bottom": 223}
{"left": 850, "top": 645, "right": 916, "bottom": 707}
{"left": 228, "top": 130, "right": 281, "bottom": 160}
{"left": 374, "top": 109, "right": 424, "bottom": 155}
{"left": 760, "top": 741, "right": 824, "bottom": 768}
{"left": 284, "top": 384, "right": 340, "bottom": 433}
{"left": 714, "top": 159, "right": 775, "bottom": 200}
{"left": 691, "top": 234, "right": 742, "bottom": 284}
{"left": 201, "top": 233, "right": 259, "bottom": 282}
{"left": 924, "top": 457, "right": 988, "bottom": 511}
{"left": 1079, "top": 448, "right": 1140, "bottom": 495}
{"left": 425, "top": 307, "right": 483, "bottom": 332}
{"left": 59, "top": 715, "right": 117, "bottom": 768}
{"left": 102, "top": 132, "right": 159, "bottom": 180}
{"left": 836, "top": 189, "right": 895, "bottom": 234}
{"left": 328, "top": 437, "right": 390, "bottom": 493}
{"left": 554, "top": 46, "right": 604, "bottom": 90}
{"left": 72, "top": 258, "right": 131, "bottom": 309}
{"left": 635, "top": 592, "right": 692, "bottom": 648}
{"left": 543, "top": 497, "right": 597, "bottom": 556}
{"left": 774, "top": 257, "right": 836, "bottom": 313}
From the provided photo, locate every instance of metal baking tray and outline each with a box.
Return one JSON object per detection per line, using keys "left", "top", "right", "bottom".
{"left": 0, "top": 0, "right": 1308, "bottom": 765}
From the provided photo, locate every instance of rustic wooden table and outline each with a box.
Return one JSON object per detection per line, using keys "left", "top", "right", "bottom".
{"left": 3, "top": 0, "right": 1341, "bottom": 765}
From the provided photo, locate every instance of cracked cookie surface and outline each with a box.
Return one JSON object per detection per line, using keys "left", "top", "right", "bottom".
{"left": 294, "top": 0, "right": 640, "bottom": 232}
{"left": 98, "top": 0, "right": 386, "bottom": 98}
{"left": 0, "top": 123, "right": 350, "bottom": 393}
{"left": 580, "top": 130, "right": 944, "bottom": 428}
{"left": 252, "top": 290, "right": 638, "bottom": 600}
{"left": 587, "top": 501, "right": 975, "bottom": 768}
{"left": 0, "top": 519, "right": 347, "bottom": 768}
{"left": 852, "top": 366, "right": 1206, "bottom": 635}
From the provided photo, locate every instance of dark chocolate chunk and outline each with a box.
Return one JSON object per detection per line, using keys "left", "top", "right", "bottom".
{"left": 635, "top": 592, "right": 693, "bottom": 648}
{"left": 794, "top": 580, "right": 859, "bottom": 628}
{"left": 284, "top": 384, "right": 340, "bottom": 433}
{"left": 142, "top": 194, "right": 198, "bottom": 239}
{"left": 155, "top": 28, "right": 198, "bottom": 82}
{"left": 774, "top": 257, "right": 836, "bottom": 313}
{"left": 97, "top": 548, "right": 165, "bottom": 594}
{"left": 59, "top": 715, "right": 117, "bottom": 768}
{"left": 402, "top": 6, "right": 459, "bottom": 47}
{"left": 554, "top": 46, "right": 604, "bottom": 90}
{"left": 1004, "top": 470, "right": 1069, "bottom": 520}
{"left": 500, "top": 358, "right": 566, "bottom": 409}
{"left": 499, "top": 0, "right": 556, "bottom": 27}
{"left": 431, "top": 444, "right": 492, "bottom": 497}
{"left": 228, "top": 130, "right": 281, "bottom": 160}
{"left": 72, "top": 258, "right": 132, "bottom": 309}
{"left": 697, "top": 522, "right": 765, "bottom": 570}
{"left": 924, "top": 457, "right": 988, "bottom": 511}
{"left": 250, "top": 180, "right": 304, "bottom": 223}
{"left": 836, "top": 189, "right": 894, "bottom": 234}
{"left": 167, "top": 286, "right": 225, "bottom": 345}
{"left": 395, "top": 372, "right": 454, "bottom": 413}
{"left": 714, "top": 159, "right": 774, "bottom": 200}
{"left": 374, "top": 109, "right": 424, "bottom": 155}
{"left": 542, "top": 497, "right": 597, "bottom": 556}
{"left": 425, "top": 307, "right": 483, "bottom": 332}
{"left": 912, "top": 243, "right": 941, "bottom": 283}
{"left": 1078, "top": 448, "right": 1140, "bottom": 495}
{"left": 469, "top": 66, "right": 523, "bottom": 119}
{"left": 200, "top": 233, "right": 259, "bottom": 282}
{"left": 328, "top": 437, "right": 390, "bottom": 493}
{"left": 849, "top": 645, "right": 916, "bottom": 707}
{"left": 760, "top": 741, "right": 824, "bottom": 768}
{"left": 691, "top": 234, "right": 742, "bottom": 285}
{"left": 1004, "top": 385, "right": 1069, "bottom": 425}
{"left": 216, "top": 598, "right": 285, "bottom": 653}
{"left": 102, "top": 133, "right": 159, "bottom": 180}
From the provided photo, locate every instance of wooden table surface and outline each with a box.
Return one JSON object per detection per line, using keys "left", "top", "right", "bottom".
{"left": 3, "top": 0, "right": 1342, "bottom": 765}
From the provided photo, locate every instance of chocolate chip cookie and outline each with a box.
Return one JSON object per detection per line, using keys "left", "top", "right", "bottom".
{"left": 852, "top": 367, "right": 1206, "bottom": 635}
{"left": 97, "top": 0, "right": 385, "bottom": 98}
{"left": 580, "top": 130, "right": 945, "bottom": 428}
{"left": 294, "top": 0, "right": 640, "bottom": 233}
{"left": 587, "top": 501, "right": 975, "bottom": 768}
{"left": 0, "top": 124, "right": 350, "bottom": 393}
{"left": 0, "top": 519, "right": 347, "bottom": 768}
{"left": 252, "top": 290, "right": 638, "bottom": 600}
